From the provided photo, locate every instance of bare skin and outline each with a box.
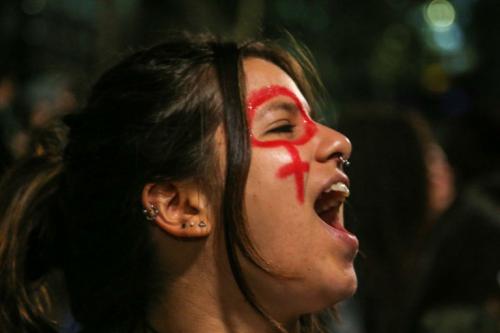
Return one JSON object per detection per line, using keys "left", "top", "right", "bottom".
{"left": 143, "top": 58, "right": 356, "bottom": 333}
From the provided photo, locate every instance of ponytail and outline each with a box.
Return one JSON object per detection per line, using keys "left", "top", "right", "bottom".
{"left": 0, "top": 156, "right": 64, "bottom": 333}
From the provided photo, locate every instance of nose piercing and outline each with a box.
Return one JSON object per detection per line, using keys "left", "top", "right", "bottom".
{"left": 339, "top": 156, "right": 351, "bottom": 169}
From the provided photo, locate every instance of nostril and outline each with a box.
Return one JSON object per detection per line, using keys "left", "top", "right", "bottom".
{"left": 328, "top": 151, "right": 343, "bottom": 161}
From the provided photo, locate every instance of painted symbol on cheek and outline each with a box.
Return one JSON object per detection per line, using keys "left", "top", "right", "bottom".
{"left": 246, "top": 85, "right": 317, "bottom": 203}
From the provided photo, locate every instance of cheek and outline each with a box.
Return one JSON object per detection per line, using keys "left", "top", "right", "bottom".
{"left": 244, "top": 150, "right": 318, "bottom": 263}
{"left": 247, "top": 142, "right": 315, "bottom": 205}
{"left": 246, "top": 150, "right": 295, "bottom": 215}
{"left": 245, "top": 149, "right": 296, "bottom": 197}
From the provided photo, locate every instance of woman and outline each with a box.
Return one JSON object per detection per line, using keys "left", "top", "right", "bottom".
{"left": 0, "top": 34, "right": 357, "bottom": 333}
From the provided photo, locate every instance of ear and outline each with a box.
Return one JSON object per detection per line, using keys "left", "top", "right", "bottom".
{"left": 141, "top": 181, "right": 212, "bottom": 238}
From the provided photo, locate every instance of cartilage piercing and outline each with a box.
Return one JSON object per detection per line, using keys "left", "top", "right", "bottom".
{"left": 143, "top": 204, "right": 159, "bottom": 221}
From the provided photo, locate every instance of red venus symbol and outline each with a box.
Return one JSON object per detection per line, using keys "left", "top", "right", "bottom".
{"left": 246, "top": 85, "right": 317, "bottom": 203}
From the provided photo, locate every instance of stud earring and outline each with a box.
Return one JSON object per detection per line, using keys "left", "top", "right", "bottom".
{"left": 143, "top": 204, "right": 159, "bottom": 221}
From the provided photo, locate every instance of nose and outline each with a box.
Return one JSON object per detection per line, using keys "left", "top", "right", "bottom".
{"left": 315, "top": 124, "right": 352, "bottom": 166}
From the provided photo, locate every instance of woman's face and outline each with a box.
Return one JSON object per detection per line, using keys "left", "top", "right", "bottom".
{"left": 242, "top": 58, "right": 358, "bottom": 316}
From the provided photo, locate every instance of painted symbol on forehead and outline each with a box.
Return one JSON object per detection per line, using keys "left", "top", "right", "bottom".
{"left": 246, "top": 85, "right": 317, "bottom": 203}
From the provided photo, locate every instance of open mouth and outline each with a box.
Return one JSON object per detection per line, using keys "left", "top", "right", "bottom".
{"left": 314, "top": 182, "right": 350, "bottom": 229}
{"left": 314, "top": 181, "right": 358, "bottom": 253}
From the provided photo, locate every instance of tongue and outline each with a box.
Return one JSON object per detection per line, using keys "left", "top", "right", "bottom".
{"left": 318, "top": 206, "right": 340, "bottom": 226}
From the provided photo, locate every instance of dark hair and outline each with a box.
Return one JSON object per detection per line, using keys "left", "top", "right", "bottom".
{"left": 0, "top": 33, "right": 327, "bottom": 333}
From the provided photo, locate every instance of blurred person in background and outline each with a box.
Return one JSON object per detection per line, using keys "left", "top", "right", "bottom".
{"left": 0, "top": 69, "right": 77, "bottom": 167}
{"left": 410, "top": 117, "right": 500, "bottom": 332}
{"left": 338, "top": 109, "right": 499, "bottom": 333}
{"left": 0, "top": 33, "right": 358, "bottom": 333}
{"left": 410, "top": 172, "right": 500, "bottom": 333}
{"left": 23, "top": 73, "right": 78, "bottom": 158}
{"left": 338, "top": 110, "right": 435, "bottom": 333}
{"left": 24, "top": 74, "right": 77, "bottom": 130}
{"left": 0, "top": 70, "right": 19, "bottom": 172}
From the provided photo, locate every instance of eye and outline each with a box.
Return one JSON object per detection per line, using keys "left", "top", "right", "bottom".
{"left": 266, "top": 123, "right": 295, "bottom": 134}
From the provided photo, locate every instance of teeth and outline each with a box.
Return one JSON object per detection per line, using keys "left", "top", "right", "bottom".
{"left": 316, "top": 182, "right": 350, "bottom": 215}
{"left": 329, "top": 182, "right": 350, "bottom": 197}
{"left": 316, "top": 182, "right": 349, "bottom": 214}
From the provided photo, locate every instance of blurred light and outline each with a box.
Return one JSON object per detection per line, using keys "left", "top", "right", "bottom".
{"left": 369, "top": 24, "right": 413, "bottom": 86}
{"left": 424, "top": 0, "right": 456, "bottom": 31}
{"left": 432, "top": 24, "right": 463, "bottom": 52}
{"left": 443, "top": 46, "right": 475, "bottom": 74}
{"left": 21, "top": 0, "right": 47, "bottom": 15}
{"left": 421, "top": 63, "right": 450, "bottom": 94}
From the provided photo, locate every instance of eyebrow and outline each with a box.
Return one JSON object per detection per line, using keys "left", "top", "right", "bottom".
{"left": 253, "top": 100, "right": 299, "bottom": 122}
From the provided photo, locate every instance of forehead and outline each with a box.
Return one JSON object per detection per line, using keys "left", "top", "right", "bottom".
{"left": 243, "top": 58, "right": 306, "bottom": 106}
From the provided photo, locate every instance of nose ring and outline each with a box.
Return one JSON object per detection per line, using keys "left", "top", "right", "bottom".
{"left": 339, "top": 156, "right": 351, "bottom": 169}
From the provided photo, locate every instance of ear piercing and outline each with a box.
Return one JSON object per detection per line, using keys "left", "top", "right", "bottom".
{"left": 143, "top": 204, "right": 159, "bottom": 221}
{"left": 143, "top": 206, "right": 208, "bottom": 230}
{"left": 182, "top": 221, "right": 207, "bottom": 229}
{"left": 339, "top": 156, "right": 351, "bottom": 169}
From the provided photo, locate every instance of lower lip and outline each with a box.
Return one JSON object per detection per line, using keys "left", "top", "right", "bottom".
{"left": 319, "top": 209, "right": 359, "bottom": 256}
{"left": 330, "top": 222, "right": 359, "bottom": 251}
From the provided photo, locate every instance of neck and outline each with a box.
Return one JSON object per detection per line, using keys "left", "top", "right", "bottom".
{"left": 146, "top": 239, "right": 299, "bottom": 333}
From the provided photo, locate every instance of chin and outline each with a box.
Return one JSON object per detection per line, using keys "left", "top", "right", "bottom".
{"left": 324, "top": 270, "right": 358, "bottom": 307}
{"left": 340, "top": 274, "right": 358, "bottom": 299}
{"left": 343, "top": 266, "right": 358, "bottom": 294}
{"left": 268, "top": 272, "right": 358, "bottom": 318}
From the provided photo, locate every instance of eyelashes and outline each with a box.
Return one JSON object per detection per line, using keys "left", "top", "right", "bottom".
{"left": 266, "top": 123, "right": 296, "bottom": 134}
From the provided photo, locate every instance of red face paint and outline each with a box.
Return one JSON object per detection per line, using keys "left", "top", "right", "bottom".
{"left": 246, "top": 85, "right": 317, "bottom": 203}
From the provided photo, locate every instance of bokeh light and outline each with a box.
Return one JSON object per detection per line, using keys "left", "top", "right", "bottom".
{"left": 432, "top": 23, "right": 463, "bottom": 53}
{"left": 421, "top": 63, "right": 449, "bottom": 94}
{"left": 424, "top": 0, "right": 456, "bottom": 31}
